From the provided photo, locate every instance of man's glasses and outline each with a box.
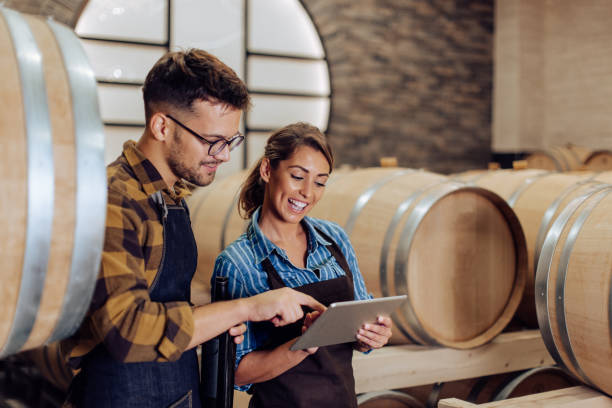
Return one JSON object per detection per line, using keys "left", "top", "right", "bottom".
{"left": 166, "top": 114, "right": 244, "bottom": 156}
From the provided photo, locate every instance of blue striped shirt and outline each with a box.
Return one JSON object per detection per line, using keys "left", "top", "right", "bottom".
{"left": 212, "top": 207, "right": 372, "bottom": 390}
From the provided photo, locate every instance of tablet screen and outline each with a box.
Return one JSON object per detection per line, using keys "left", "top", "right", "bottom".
{"left": 290, "top": 295, "right": 407, "bottom": 350}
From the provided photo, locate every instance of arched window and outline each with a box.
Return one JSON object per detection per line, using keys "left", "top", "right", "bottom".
{"left": 76, "top": 0, "right": 331, "bottom": 178}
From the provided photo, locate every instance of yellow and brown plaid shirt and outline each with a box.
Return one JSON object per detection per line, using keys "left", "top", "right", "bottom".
{"left": 61, "top": 141, "right": 195, "bottom": 366}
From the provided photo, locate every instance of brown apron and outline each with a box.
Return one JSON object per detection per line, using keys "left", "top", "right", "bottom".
{"left": 249, "top": 227, "right": 358, "bottom": 408}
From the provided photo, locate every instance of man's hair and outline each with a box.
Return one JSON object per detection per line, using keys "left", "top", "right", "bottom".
{"left": 142, "top": 49, "right": 250, "bottom": 120}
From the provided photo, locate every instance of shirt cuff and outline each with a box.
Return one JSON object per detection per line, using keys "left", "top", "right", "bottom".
{"left": 156, "top": 302, "right": 194, "bottom": 361}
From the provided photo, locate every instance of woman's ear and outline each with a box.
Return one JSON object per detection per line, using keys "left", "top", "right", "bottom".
{"left": 260, "top": 158, "right": 271, "bottom": 183}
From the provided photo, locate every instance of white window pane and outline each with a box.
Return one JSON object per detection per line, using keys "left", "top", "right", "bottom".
{"left": 104, "top": 126, "right": 143, "bottom": 164}
{"left": 247, "top": 95, "right": 329, "bottom": 131}
{"left": 98, "top": 84, "right": 144, "bottom": 124}
{"left": 249, "top": 0, "right": 324, "bottom": 58}
{"left": 81, "top": 40, "right": 165, "bottom": 82}
{"left": 246, "top": 131, "right": 271, "bottom": 168}
{"left": 76, "top": 0, "right": 167, "bottom": 43}
{"left": 172, "top": 0, "right": 244, "bottom": 78}
{"left": 248, "top": 57, "right": 329, "bottom": 95}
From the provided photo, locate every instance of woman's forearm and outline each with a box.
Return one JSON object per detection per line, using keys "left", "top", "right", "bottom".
{"left": 235, "top": 340, "right": 310, "bottom": 386}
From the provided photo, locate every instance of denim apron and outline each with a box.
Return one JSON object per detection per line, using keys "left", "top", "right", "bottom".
{"left": 68, "top": 193, "right": 200, "bottom": 408}
{"left": 249, "top": 227, "right": 358, "bottom": 408}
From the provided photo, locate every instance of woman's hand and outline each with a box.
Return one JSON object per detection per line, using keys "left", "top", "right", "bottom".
{"left": 300, "top": 311, "right": 322, "bottom": 354}
{"left": 229, "top": 323, "right": 247, "bottom": 344}
{"left": 354, "top": 315, "right": 392, "bottom": 352}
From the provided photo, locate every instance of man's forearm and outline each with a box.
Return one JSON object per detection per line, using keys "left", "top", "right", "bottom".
{"left": 187, "top": 298, "right": 249, "bottom": 350}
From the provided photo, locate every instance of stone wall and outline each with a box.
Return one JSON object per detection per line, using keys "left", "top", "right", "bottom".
{"left": 303, "top": 0, "right": 494, "bottom": 173}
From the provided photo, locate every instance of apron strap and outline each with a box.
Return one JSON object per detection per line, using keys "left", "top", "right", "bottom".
{"left": 313, "top": 226, "right": 353, "bottom": 282}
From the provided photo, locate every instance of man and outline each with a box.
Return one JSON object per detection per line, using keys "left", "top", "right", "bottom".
{"left": 61, "top": 49, "right": 324, "bottom": 408}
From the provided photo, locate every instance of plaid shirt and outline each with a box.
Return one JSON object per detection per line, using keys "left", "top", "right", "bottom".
{"left": 213, "top": 207, "right": 372, "bottom": 390}
{"left": 61, "top": 141, "right": 194, "bottom": 367}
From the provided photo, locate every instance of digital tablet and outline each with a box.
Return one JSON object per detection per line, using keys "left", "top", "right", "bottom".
{"left": 290, "top": 295, "right": 407, "bottom": 351}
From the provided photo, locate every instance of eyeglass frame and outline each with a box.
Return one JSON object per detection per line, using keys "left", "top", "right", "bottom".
{"left": 165, "top": 114, "right": 244, "bottom": 156}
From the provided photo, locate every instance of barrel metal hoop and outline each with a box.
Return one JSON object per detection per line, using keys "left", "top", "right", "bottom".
{"left": 380, "top": 180, "right": 451, "bottom": 344}
{"left": 551, "top": 146, "right": 571, "bottom": 171}
{"left": 534, "top": 184, "right": 612, "bottom": 375}
{"left": 555, "top": 188, "right": 611, "bottom": 387}
{"left": 389, "top": 311, "right": 420, "bottom": 345}
{"left": 344, "top": 169, "right": 416, "bottom": 235}
{"left": 47, "top": 20, "right": 107, "bottom": 342}
{"left": 379, "top": 179, "right": 450, "bottom": 297}
{"left": 492, "top": 366, "right": 565, "bottom": 401}
{"left": 533, "top": 179, "right": 601, "bottom": 275}
{"left": 0, "top": 7, "right": 54, "bottom": 357}
{"left": 380, "top": 198, "right": 416, "bottom": 297}
{"left": 565, "top": 146, "right": 582, "bottom": 168}
{"left": 356, "top": 390, "right": 423, "bottom": 406}
{"left": 394, "top": 182, "right": 464, "bottom": 346}
{"left": 507, "top": 171, "right": 552, "bottom": 208}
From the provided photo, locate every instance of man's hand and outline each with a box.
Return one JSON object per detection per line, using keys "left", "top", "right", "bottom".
{"left": 245, "top": 287, "right": 326, "bottom": 326}
{"left": 354, "top": 315, "right": 392, "bottom": 352}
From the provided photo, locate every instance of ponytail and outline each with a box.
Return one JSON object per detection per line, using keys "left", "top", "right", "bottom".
{"left": 238, "top": 158, "right": 264, "bottom": 219}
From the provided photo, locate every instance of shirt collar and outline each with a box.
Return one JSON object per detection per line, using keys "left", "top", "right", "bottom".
{"left": 122, "top": 140, "right": 191, "bottom": 201}
{"left": 301, "top": 214, "right": 332, "bottom": 249}
{"left": 247, "top": 207, "right": 331, "bottom": 264}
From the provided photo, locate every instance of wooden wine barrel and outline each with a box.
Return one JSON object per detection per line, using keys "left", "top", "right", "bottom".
{"left": 525, "top": 145, "right": 591, "bottom": 171}
{"left": 309, "top": 168, "right": 526, "bottom": 348}
{"left": 536, "top": 184, "right": 612, "bottom": 395}
{"left": 0, "top": 7, "right": 106, "bottom": 357}
{"left": 583, "top": 150, "right": 612, "bottom": 171}
{"left": 189, "top": 167, "right": 527, "bottom": 348}
{"left": 465, "top": 169, "right": 603, "bottom": 326}
{"left": 357, "top": 390, "right": 425, "bottom": 408}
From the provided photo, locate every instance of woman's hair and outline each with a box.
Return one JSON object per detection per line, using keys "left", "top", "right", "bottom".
{"left": 239, "top": 122, "right": 334, "bottom": 219}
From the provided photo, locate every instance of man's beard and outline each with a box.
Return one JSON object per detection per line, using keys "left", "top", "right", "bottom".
{"left": 168, "top": 131, "right": 219, "bottom": 187}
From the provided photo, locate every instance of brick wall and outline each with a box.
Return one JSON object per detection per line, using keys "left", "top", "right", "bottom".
{"left": 303, "top": 0, "right": 494, "bottom": 173}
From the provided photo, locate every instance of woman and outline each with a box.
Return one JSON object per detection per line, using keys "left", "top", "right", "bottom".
{"left": 212, "top": 122, "right": 392, "bottom": 408}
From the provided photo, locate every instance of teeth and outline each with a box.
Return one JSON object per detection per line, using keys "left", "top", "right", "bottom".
{"left": 288, "top": 198, "right": 307, "bottom": 209}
